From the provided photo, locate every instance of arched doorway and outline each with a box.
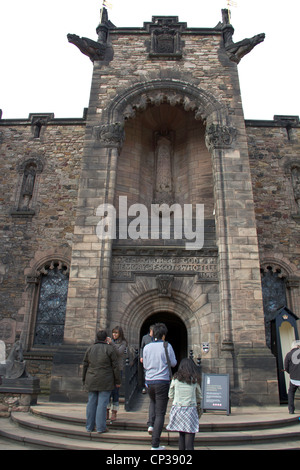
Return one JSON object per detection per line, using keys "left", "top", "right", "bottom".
{"left": 140, "top": 311, "right": 188, "bottom": 372}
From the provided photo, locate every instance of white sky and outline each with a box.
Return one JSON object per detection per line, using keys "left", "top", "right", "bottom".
{"left": 0, "top": 0, "right": 299, "bottom": 120}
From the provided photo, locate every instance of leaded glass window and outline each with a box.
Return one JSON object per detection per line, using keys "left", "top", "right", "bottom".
{"left": 34, "top": 262, "right": 69, "bottom": 346}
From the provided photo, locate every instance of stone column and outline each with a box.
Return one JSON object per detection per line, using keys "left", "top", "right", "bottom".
{"left": 206, "top": 120, "right": 278, "bottom": 404}
{"left": 50, "top": 121, "right": 124, "bottom": 401}
{"left": 63, "top": 122, "right": 124, "bottom": 343}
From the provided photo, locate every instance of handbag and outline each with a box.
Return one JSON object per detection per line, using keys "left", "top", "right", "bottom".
{"left": 163, "top": 341, "right": 173, "bottom": 379}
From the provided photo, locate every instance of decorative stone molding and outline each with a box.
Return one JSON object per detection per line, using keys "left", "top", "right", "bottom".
{"left": 93, "top": 122, "right": 125, "bottom": 149}
{"left": 205, "top": 123, "right": 237, "bottom": 151}
{"left": 156, "top": 275, "right": 174, "bottom": 297}
{"left": 26, "top": 259, "right": 69, "bottom": 283}
{"left": 260, "top": 264, "right": 288, "bottom": 279}
{"left": 106, "top": 79, "right": 225, "bottom": 127}
{"left": 121, "top": 89, "right": 213, "bottom": 123}
{"left": 145, "top": 16, "right": 186, "bottom": 59}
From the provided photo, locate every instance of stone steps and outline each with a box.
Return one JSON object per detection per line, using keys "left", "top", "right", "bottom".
{"left": 0, "top": 400, "right": 300, "bottom": 450}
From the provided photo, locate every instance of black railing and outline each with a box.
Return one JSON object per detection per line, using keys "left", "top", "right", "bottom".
{"left": 124, "top": 349, "right": 139, "bottom": 411}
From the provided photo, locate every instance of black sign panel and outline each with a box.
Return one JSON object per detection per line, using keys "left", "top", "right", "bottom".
{"left": 202, "top": 373, "right": 230, "bottom": 415}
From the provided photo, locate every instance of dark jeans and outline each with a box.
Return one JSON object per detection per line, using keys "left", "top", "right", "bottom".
{"left": 147, "top": 382, "right": 169, "bottom": 448}
{"left": 288, "top": 382, "right": 299, "bottom": 413}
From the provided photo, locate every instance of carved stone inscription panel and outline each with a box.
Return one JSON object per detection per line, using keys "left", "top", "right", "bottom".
{"left": 111, "top": 255, "right": 218, "bottom": 282}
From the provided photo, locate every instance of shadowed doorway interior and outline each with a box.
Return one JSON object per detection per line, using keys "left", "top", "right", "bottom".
{"left": 140, "top": 312, "right": 188, "bottom": 373}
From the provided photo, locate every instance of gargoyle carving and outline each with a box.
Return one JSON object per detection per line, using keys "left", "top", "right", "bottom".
{"left": 225, "top": 33, "right": 265, "bottom": 64}
{"left": 221, "top": 9, "right": 265, "bottom": 63}
{"left": 67, "top": 34, "right": 106, "bottom": 62}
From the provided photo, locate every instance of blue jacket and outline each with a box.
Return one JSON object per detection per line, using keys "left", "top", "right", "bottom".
{"left": 143, "top": 340, "right": 177, "bottom": 383}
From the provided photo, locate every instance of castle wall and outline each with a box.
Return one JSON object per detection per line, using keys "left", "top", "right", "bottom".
{"left": 0, "top": 11, "right": 299, "bottom": 404}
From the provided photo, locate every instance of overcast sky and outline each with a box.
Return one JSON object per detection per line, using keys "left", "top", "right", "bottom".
{"left": 0, "top": 0, "right": 299, "bottom": 120}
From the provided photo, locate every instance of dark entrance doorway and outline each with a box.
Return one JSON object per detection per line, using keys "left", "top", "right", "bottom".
{"left": 140, "top": 312, "right": 188, "bottom": 372}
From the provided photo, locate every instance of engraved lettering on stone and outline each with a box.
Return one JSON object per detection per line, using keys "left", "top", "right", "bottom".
{"left": 112, "top": 256, "right": 218, "bottom": 281}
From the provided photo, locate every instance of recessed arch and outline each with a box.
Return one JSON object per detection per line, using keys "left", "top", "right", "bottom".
{"left": 118, "top": 287, "right": 201, "bottom": 352}
{"left": 104, "top": 78, "right": 226, "bottom": 125}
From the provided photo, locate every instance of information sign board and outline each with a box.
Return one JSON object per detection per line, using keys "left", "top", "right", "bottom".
{"left": 202, "top": 373, "right": 230, "bottom": 415}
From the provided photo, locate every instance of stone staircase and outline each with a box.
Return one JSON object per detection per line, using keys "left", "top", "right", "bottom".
{"left": 1, "top": 395, "right": 300, "bottom": 450}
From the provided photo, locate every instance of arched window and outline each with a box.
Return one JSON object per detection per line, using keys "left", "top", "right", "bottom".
{"left": 261, "top": 265, "right": 287, "bottom": 349}
{"left": 33, "top": 261, "right": 69, "bottom": 347}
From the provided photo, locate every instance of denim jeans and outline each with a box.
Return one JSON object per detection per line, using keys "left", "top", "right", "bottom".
{"left": 147, "top": 382, "right": 170, "bottom": 448}
{"left": 108, "top": 371, "right": 123, "bottom": 411}
{"left": 86, "top": 390, "right": 112, "bottom": 432}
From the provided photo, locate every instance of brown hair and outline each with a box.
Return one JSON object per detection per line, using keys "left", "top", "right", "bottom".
{"left": 173, "top": 358, "right": 201, "bottom": 385}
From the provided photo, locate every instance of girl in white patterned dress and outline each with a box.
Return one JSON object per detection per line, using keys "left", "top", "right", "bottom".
{"left": 166, "top": 358, "right": 202, "bottom": 450}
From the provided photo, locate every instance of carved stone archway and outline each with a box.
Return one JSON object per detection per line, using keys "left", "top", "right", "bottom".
{"left": 104, "top": 78, "right": 226, "bottom": 125}
{"left": 117, "top": 286, "right": 201, "bottom": 354}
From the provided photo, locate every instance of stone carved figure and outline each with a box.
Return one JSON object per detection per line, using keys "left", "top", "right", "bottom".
{"left": 67, "top": 34, "right": 107, "bottom": 62}
{"left": 0, "top": 341, "right": 5, "bottom": 365}
{"left": 291, "top": 167, "right": 300, "bottom": 213}
{"left": 3, "top": 340, "right": 29, "bottom": 379}
{"left": 32, "top": 118, "right": 46, "bottom": 138}
{"left": 224, "top": 33, "right": 265, "bottom": 64}
{"left": 67, "top": 7, "right": 114, "bottom": 62}
{"left": 0, "top": 340, "right": 6, "bottom": 379}
{"left": 153, "top": 133, "right": 174, "bottom": 206}
{"left": 19, "top": 163, "right": 36, "bottom": 210}
{"left": 221, "top": 8, "right": 265, "bottom": 63}
{"left": 94, "top": 122, "right": 125, "bottom": 148}
{"left": 205, "top": 123, "right": 237, "bottom": 151}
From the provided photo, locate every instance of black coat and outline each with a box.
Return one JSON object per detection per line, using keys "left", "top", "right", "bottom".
{"left": 284, "top": 348, "right": 300, "bottom": 381}
{"left": 82, "top": 341, "right": 121, "bottom": 392}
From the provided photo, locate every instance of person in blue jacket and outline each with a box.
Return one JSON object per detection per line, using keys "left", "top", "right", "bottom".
{"left": 143, "top": 322, "right": 177, "bottom": 450}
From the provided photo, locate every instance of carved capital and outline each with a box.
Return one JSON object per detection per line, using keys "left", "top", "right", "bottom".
{"left": 205, "top": 123, "right": 237, "bottom": 151}
{"left": 93, "top": 122, "right": 125, "bottom": 148}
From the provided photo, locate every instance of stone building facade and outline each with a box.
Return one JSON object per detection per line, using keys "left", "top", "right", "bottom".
{"left": 0, "top": 8, "right": 299, "bottom": 404}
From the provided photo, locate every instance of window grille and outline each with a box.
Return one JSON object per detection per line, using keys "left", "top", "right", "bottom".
{"left": 34, "top": 263, "right": 69, "bottom": 346}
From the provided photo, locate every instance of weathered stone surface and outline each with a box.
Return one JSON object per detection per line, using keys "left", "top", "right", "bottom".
{"left": 0, "top": 11, "right": 299, "bottom": 405}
